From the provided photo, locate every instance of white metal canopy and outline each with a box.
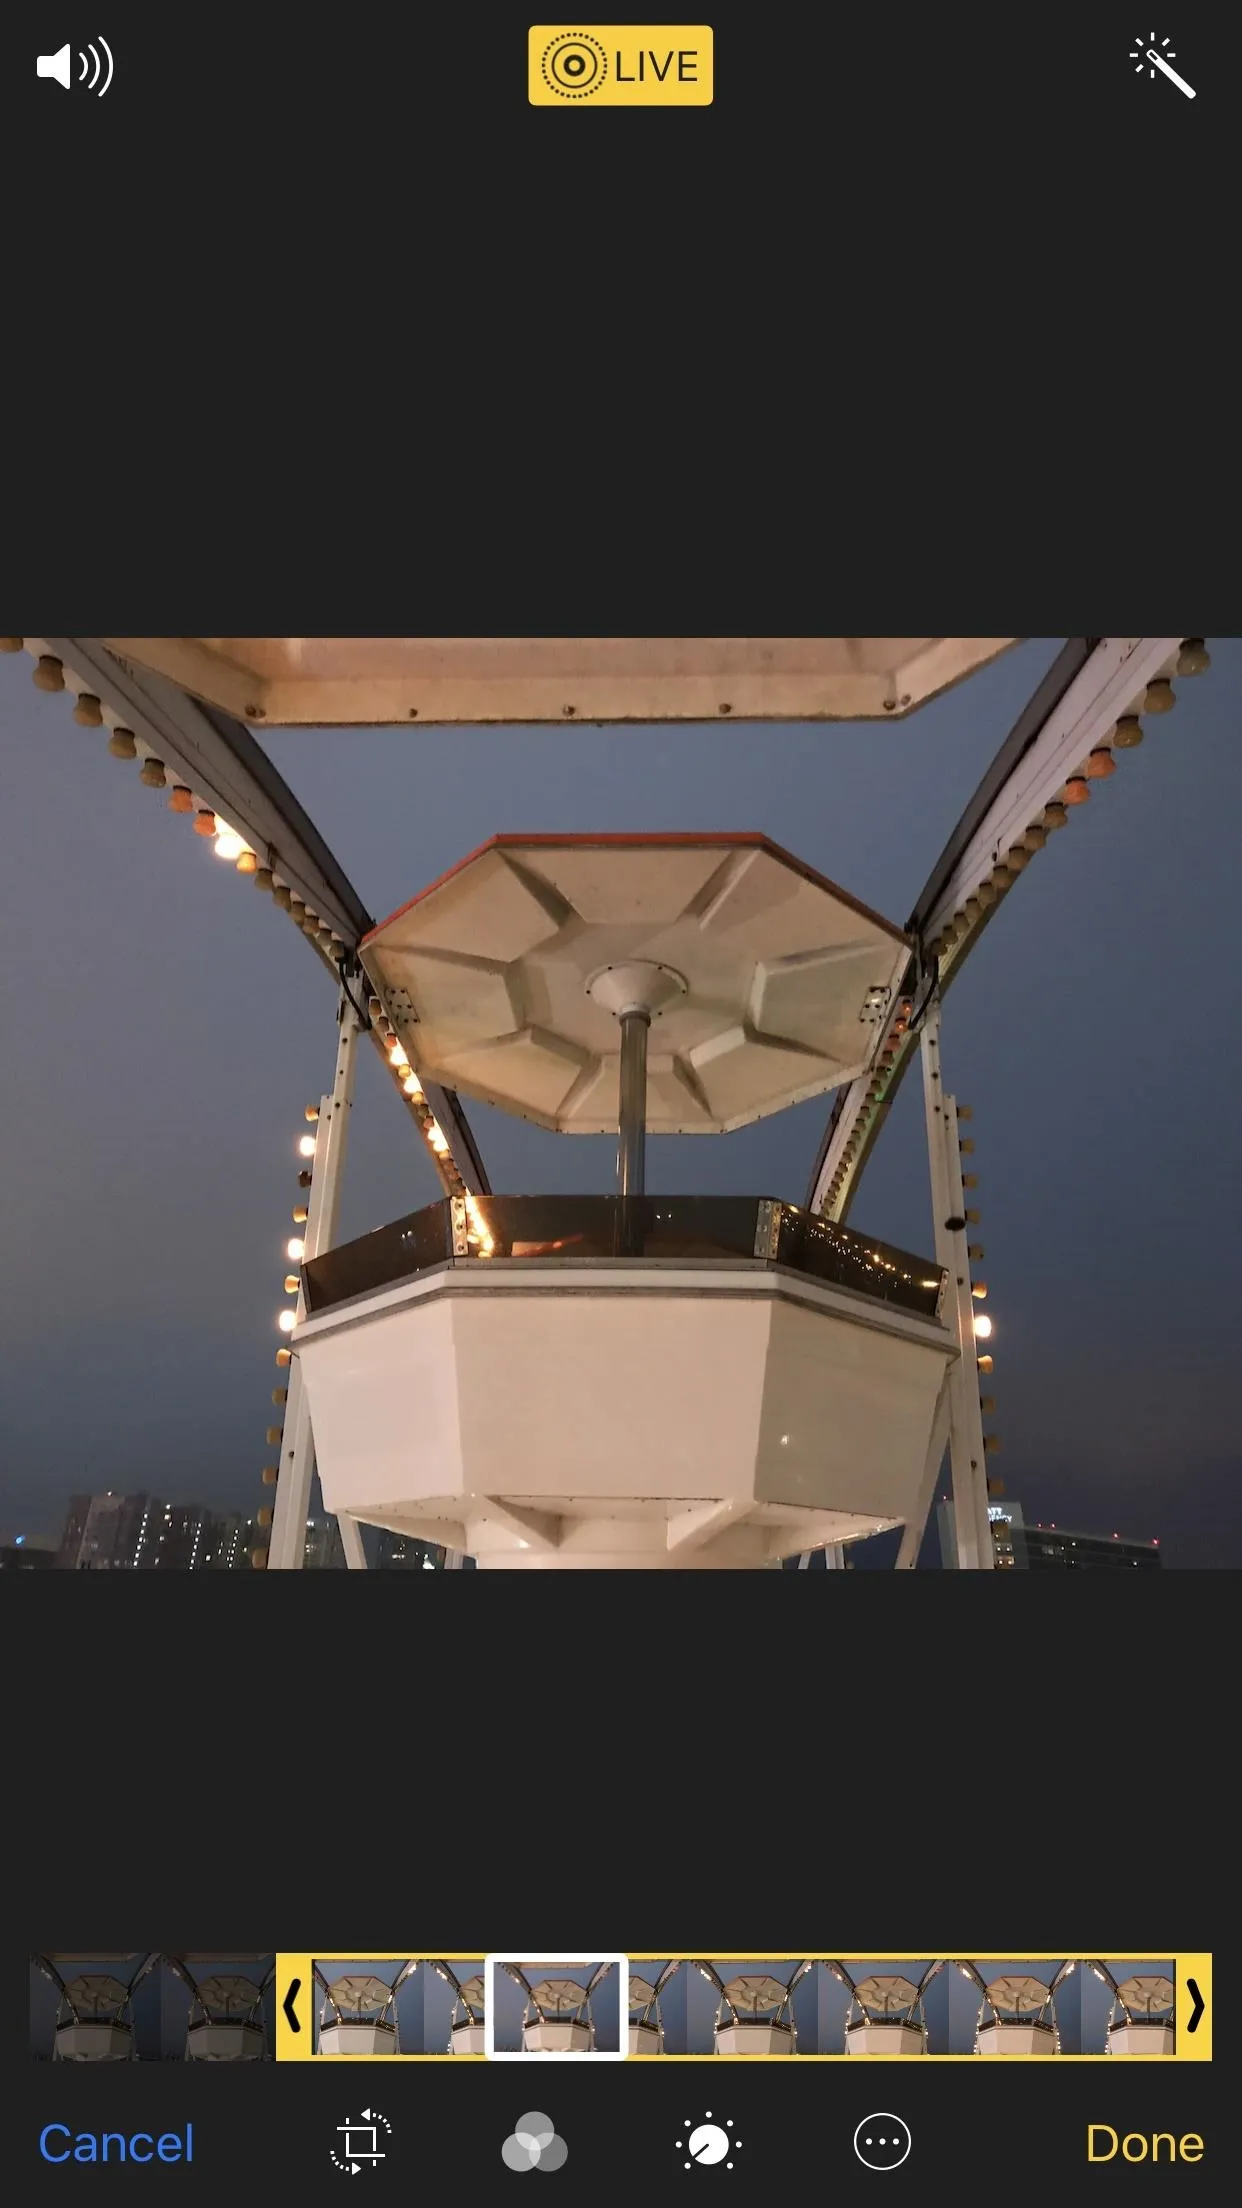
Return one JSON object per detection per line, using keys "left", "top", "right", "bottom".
{"left": 984, "top": 1975, "right": 1051, "bottom": 2012}
{"left": 360, "top": 831, "right": 908, "bottom": 1134}
{"left": 1115, "top": 1976, "right": 1175, "bottom": 2013}
{"left": 854, "top": 1975, "right": 921, "bottom": 2012}
{"left": 322, "top": 1974, "right": 393, "bottom": 2014}
{"left": 100, "top": 636, "right": 1017, "bottom": 725}
{"left": 721, "top": 1975, "right": 789, "bottom": 2010}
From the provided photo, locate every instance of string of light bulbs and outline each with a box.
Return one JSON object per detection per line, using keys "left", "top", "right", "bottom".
{"left": 819, "top": 643, "right": 1211, "bottom": 1227}
{"left": 10, "top": 639, "right": 471, "bottom": 1200}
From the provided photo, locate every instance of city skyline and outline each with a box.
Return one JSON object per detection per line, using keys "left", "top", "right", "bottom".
{"left": 3, "top": 1490, "right": 444, "bottom": 1570}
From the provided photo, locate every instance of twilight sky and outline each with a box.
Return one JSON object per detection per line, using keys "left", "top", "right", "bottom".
{"left": 1, "top": 640, "right": 1239, "bottom": 1561}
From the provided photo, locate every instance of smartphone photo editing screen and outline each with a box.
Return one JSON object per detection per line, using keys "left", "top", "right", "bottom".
{"left": 5, "top": 629, "right": 1232, "bottom": 2192}
{"left": 3, "top": 13, "right": 1237, "bottom": 2198}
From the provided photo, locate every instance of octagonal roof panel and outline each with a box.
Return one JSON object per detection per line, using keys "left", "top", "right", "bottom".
{"left": 1114, "top": 1976, "right": 1175, "bottom": 2013}
{"left": 102, "top": 637, "right": 1017, "bottom": 725}
{"left": 854, "top": 1975, "right": 921, "bottom": 2013}
{"left": 983, "top": 1975, "right": 1051, "bottom": 2013}
{"left": 531, "top": 1977, "right": 592, "bottom": 2011}
{"left": 360, "top": 833, "right": 909, "bottom": 1135}
{"left": 323, "top": 1974, "right": 394, "bottom": 2014}
{"left": 721, "top": 1975, "right": 790, "bottom": 2011}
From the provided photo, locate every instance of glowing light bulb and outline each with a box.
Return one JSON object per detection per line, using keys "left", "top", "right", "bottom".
{"left": 402, "top": 1072, "right": 423, "bottom": 1097}
{"left": 298, "top": 1134, "right": 317, "bottom": 1157}
{"left": 214, "top": 829, "right": 244, "bottom": 861}
{"left": 389, "top": 1044, "right": 409, "bottom": 1068}
{"left": 973, "top": 1313, "right": 993, "bottom": 1339}
{"left": 277, "top": 1309, "right": 296, "bottom": 1333}
{"left": 287, "top": 1237, "right": 305, "bottom": 1261}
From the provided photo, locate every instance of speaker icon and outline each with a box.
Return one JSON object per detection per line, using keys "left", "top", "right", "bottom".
{"left": 37, "top": 38, "right": 114, "bottom": 95}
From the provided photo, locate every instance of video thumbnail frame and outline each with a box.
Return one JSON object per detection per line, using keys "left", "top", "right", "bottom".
{"left": 625, "top": 1957, "right": 1211, "bottom": 2059}
{"left": 29, "top": 1956, "right": 277, "bottom": 2061}
{"left": 31, "top": 1953, "right": 1212, "bottom": 2060}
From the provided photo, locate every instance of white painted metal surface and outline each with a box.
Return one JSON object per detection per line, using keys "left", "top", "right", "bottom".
{"left": 976, "top": 2022, "right": 1057, "bottom": 2054}
{"left": 185, "top": 2021, "right": 266, "bottom": 2059}
{"left": 267, "top": 999, "right": 361, "bottom": 1570}
{"left": 921, "top": 1010, "right": 993, "bottom": 1569}
{"left": 715, "top": 2022, "right": 794, "bottom": 2053}
{"left": 101, "top": 636, "right": 1017, "bottom": 725}
{"left": 523, "top": 2020, "right": 594, "bottom": 2051}
{"left": 318, "top": 2021, "right": 396, "bottom": 2055}
{"left": 807, "top": 638, "right": 1191, "bottom": 1220}
{"left": 54, "top": 2021, "right": 133, "bottom": 2059}
{"left": 294, "top": 1261, "right": 955, "bottom": 1568}
{"left": 847, "top": 2022, "right": 926, "bottom": 2053}
{"left": 361, "top": 834, "right": 908, "bottom": 1135}
{"left": 1107, "top": 2023, "right": 1175, "bottom": 2055}
{"left": 920, "top": 637, "right": 1183, "bottom": 950}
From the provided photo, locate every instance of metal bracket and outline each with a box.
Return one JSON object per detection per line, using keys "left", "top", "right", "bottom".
{"left": 450, "top": 1196, "right": 469, "bottom": 1257}
{"left": 754, "top": 1199, "right": 781, "bottom": 1261}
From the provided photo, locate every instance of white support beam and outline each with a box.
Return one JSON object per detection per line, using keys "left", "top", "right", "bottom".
{"left": 268, "top": 996, "right": 361, "bottom": 1570}
{"left": 666, "top": 1498, "right": 756, "bottom": 1556}
{"left": 920, "top": 1005, "right": 993, "bottom": 1570}
{"left": 477, "top": 1498, "right": 561, "bottom": 1550}
{"left": 338, "top": 1514, "right": 368, "bottom": 1570}
{"left": 919, "top": 636, "right": 1182, "bottom": 947}
{"left": 895, "top": 1370, "right": 953, "bottom": 1569}
{"left": 22, "top": 638, "right": 489, "bottom": 1199}
{"left": 807, "top": 638, "right": 1185, "bottom": 1218}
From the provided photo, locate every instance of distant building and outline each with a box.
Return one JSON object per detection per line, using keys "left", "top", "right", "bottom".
{"left": 303, "top": 1517, "right": 345, "bottom": 1569}
{"left": 375, "top": 1530, "right": 444, "bottom": 1569}
{"left": 0, "top": 1533, "right": 57, "bottom": 1570}
{"left": 1015, "top": 1521, "right": 1162, "bottom": 1569}
{"left": 938, "top": 1497, "right": 1161, "bottom": 1569}
{"left": 210, "top": 1511, "right": 252, "bottom": 1570}
{"left": 56, "top": 1494, "right": 255, "bottom": 1569}
{"left": 149, "top": 1504, "right": 252, "bottom": 1570}
{"left": 57, "top": 1491, "right": 160, "bottom": 1569}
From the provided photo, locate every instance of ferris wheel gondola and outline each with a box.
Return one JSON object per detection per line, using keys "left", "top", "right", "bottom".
{"left": 8, "top": 634, "right": 1213, "bottom": 1572}
{"left": 163, "top": 1956, "right": 275, "bottom": 2060}
{"left": 694, "top": 1960, "right": 813, "bottom": 2055}
{"left": 501, "top": 1961, "right": 617, "bottom": 2053}
{"left": 32, "top": 1953, "right": 162, "bottom": 2062}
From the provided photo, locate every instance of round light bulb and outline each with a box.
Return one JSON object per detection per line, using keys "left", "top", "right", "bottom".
{"left": 298, "top": 1134, "right": 317, "bottom": 1157}
{"left": 277, "top": 1309, "right": 297, "bottom": 1333}
{"left": 215, "top": 830, "right": 244, "bottom": 861}
{"left": 287, "top": 1237, "right": 305, "bottom": 1261}
{"left": 973, "top": 1313, "right": 993, "bottom": 1339}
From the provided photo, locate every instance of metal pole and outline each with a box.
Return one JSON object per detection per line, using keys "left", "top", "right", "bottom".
{"left": 338, "top": 1514, "right": 368, "bottom": 1570}
{"left": 616, "top": 1007, "right": 649, "bottom": 1260}
{"left": 895, "top": 1369, "right": 952, "bottom": 1567}
{"left": 268, "top": 994, "right": 362, "bottom": 1570}
{"left": 919, "top": 1003, "right": 991, "bottom": 1569}
{"left": 617, "top": 1009, "right": 649, "bottom": 1198}
{"left": 943, "top": 1090, "right": 996, "bottom": 1572}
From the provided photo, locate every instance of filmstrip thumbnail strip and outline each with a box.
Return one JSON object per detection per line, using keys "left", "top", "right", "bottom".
{"left": 30, "top": 1955, "right": 1211, "bottom": 2059}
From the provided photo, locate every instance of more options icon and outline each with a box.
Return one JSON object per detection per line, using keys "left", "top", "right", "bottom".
{"left": 853, "top": 2114, "right": 912, "bottom": 2171}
